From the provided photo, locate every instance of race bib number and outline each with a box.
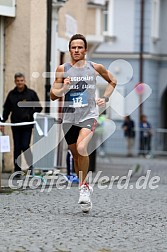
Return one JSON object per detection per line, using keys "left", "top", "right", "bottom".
{"left": 69, "top": 91, "right": 88, "bottom": 108}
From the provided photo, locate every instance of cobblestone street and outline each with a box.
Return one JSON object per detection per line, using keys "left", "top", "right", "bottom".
{"left": 0, "top": 157, "right": 167, "bottom": 252}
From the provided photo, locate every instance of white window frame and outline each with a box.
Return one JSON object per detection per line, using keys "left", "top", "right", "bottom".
{"left": 151, "top": 0, "right": 160, "bottom": 43}
{"left": 89, "top": 0, "right": 105, "bottom": 5}
{"left": 103, "top": 0, "right": 115, "bottom": 37}
{"left": 103, "top": 6, "right": 108, "bottom": 33}
{"left": 65, "top": 14, "right": 77, "bottom": 38}
{"left": 0, "top": 0, "right": 16, "bottom": 17}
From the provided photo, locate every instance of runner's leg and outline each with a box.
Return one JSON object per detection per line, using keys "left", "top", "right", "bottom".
{"left": 76, "top": 128, "right": 93, "bottom": 183}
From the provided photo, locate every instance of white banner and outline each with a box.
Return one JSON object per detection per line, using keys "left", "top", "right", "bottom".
{"left": 0, "top": 135, "right": 10, "bottom": 152}
{"left": 0, "top": 121, "right": 43, "bottom": 136}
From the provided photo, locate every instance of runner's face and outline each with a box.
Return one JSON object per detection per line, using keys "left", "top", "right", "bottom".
{"left": 69, "top": 39, "right": 87, "bottom": 62}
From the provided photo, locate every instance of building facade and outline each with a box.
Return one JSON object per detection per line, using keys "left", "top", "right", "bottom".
{"left": 0, "top": 0, "right": 47, "bottom": 171}
{"left": 89, "top": 0, "right": 167, "bottom": 155}
{"left": 54, "top": 0, "right": 167, "bottom": 156}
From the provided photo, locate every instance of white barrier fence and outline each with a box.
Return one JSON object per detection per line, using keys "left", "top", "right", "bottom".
{"left": 0, "top": 118, "right": 167, "bottom": 176}
{"left": 0, "top": 113, "right": 62, "bottom": 173}
{"left": 100, "top": 127, "right": 167, "bottom": 157}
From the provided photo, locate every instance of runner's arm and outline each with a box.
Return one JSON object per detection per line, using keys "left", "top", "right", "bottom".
{"left": 50, "top": 65, "right": 69, "bottom": 101}
{"left": 93, "top": 63, "right": 117, "bottom": 106}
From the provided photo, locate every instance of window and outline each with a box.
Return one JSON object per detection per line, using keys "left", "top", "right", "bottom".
{"left": 103, "top": 0, "right": 115, "bottom": 38}
{"left": 65, "top": 14, "right": 77, "bottom": 38}
{"left": 103, "top": 1, "right": 108, "bottom": 33}
{"left": 151, "top": 0, "right": 160, "bottom": 43}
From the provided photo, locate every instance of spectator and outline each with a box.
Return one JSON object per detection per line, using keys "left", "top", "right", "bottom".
{"left": 122, "top": 115, "right": 135, "bottom": 157}
{"left": 0, "top": 72, "right": 42, "bottom": 177}
{"left": 139, "top": 114, "right": 152, "bottom": 158}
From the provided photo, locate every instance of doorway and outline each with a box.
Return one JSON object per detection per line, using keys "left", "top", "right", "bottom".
{"left": 161, "top": 87, "right": 167, "bottom": 150}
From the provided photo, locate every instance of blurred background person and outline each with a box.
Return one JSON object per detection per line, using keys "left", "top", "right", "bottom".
{"left": 96, "top": 112, "right": 107, "bottom": 157}
{"left": 66, "top": 149, "right": 79, "bottom": 183}
{"left": 139, "top": 114, "right": 152, "bottom": 158}
{"left": 122, "top": 115, "right": 135, "bottom": 157}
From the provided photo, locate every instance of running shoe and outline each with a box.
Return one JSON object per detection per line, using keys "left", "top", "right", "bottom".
{"left": 78, "top": 184, "right": 93, "bottom": 213}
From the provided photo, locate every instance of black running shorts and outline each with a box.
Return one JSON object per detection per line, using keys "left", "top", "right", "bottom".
{"left": 62, "top": 118, "right": 97, "bottom": 145}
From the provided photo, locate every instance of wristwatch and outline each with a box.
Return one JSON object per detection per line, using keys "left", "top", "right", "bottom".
{"left": 102, "top": 96, "right": 109, "bottom": 102}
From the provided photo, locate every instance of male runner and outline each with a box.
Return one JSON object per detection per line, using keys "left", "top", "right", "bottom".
{"left": 50, "top": 34, "right": 117, "bottom": 212}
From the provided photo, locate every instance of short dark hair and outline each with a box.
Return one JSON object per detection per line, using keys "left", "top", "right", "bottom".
{"left": 69, "top": 34, "right": 87, "bottom": 50}
{"left": 14, "top": 72, "right": 25, "bottom": 80}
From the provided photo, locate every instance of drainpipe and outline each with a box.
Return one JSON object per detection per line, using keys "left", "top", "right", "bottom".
{"left": 0, "top": 17, "right": 4, "bottom": 114}
{"left": 45, "top": 0, "right": 52, "bottom": 113}
{"left": 0, "top": 16, "right": 5, "bottom": 187}
{"left": 139, "top": 0, "right": 145, "bottom": 119}
{"left": 138, "top": 0, "right": 145, "bottom": 154}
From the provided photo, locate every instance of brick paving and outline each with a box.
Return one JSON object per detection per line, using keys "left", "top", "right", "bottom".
{"left": 0, "top": 156, "right": 167, "bottom": 252}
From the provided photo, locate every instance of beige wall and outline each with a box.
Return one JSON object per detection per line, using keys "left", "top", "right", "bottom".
{"left": 86, "top": 8, "right": 96, "bottom": 35}
{"left": 5, "top": 0, "right": 46, "bottom": 98}
{"left": 3, "top": 0, "right": 47, "bottom": 171}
